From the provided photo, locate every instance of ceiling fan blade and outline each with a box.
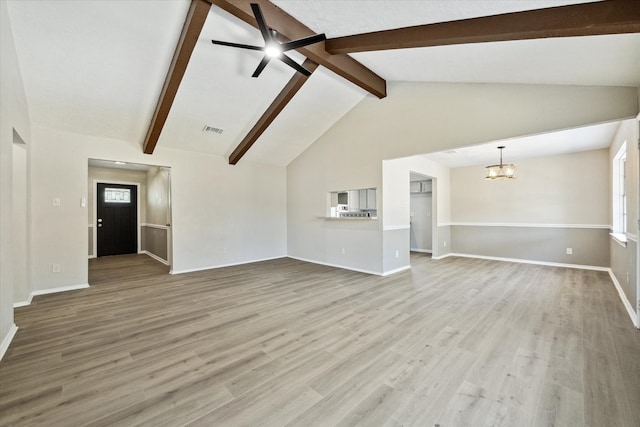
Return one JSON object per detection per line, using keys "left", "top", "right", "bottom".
{"left": 252, "top": 56, "right": 272, "bottom": 78}
{"left": 325, "top": 0, "right": 640, "bottom": 54}
{"left": 211, "top": 40, "right": 263, "bottom": 51}
{"left": 279, "top": 54, "right": 312, "bottom": 76}
{"left": 280, "top": 33, "right": 327, "bottom": 52}
{"left": 250, "top": 3, "right": 272, "bottom": 42}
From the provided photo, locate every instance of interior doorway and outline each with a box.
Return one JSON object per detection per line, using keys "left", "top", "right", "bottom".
{"left": 409, "top": 172, "right": 435, "bottom": 255}
{"left": 88, "top": 159, "right": 172, "bottom": 269}
{"left": 96, "top": 183, "right": 138, "bottom": 256}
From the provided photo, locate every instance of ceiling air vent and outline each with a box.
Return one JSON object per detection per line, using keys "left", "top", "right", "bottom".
{"left": 202, "top": 125, "right": 224, "bottom": 135}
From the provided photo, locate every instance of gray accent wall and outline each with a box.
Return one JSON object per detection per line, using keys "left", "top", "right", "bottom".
{"left": 452, "top": 225, "right": 609, "bottom": 267}
{"left": 436, "top": 226, "right": 452, "bottom": 259}
{"left": 383, "top": 228, "right": 410, "bottom": 273}
{"left": 142, "top": 226, "right": 168, "bottom": 261}
{"left": 611, "top": 239, "right": 637, "bottom": 313}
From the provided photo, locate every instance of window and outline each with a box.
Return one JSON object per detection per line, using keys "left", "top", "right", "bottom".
{"left": 612, "top": 143, "right": 627, "bottom": 244}
{"left": 104, "top": 187, "right": 131, "bottom": 203}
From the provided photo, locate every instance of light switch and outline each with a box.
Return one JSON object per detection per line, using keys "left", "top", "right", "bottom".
{"left": 81, "top": 197, "right": 87, "bottom": 207}
{"left": 52, "top": 197, "right": 61, "bottom": 207}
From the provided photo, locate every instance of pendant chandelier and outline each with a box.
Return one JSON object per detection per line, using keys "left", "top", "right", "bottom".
{"left": 485, "top": 146, "right": 516, "bottom": 180}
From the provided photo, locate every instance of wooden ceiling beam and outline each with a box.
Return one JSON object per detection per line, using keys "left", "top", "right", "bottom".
{"left": 325, "top": 0, "right": 640, "bottom": 54}
{"left": 143, "top": 0, "right": 210, "bottom": 154}
{"left": 229, "top": 59, "right": 318, "bottom": 165}
{"left": 208, "top": 0, "right": 386, "bottom": 99}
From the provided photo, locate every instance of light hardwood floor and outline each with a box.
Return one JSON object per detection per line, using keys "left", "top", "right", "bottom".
{"left": 1, "top": 253, "right": 639, "bottom": 426}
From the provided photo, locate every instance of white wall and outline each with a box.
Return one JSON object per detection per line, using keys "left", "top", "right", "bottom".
{"left": 146, "top": 167, "right": 170, "bottom": 226}
{"left": 29, "top": 125, "right": 287, "bottom": 291}
{"left": 288, "top": 81, "right": 636, "bottom": 275}
{"left": 12, "top": 142, "right": 28, "bottom": 304}
{"left": 1, "top": 0, "right": 31, "bottom": 356}
{"left": 451, "top": 149, "right": 610, "bottom": 225}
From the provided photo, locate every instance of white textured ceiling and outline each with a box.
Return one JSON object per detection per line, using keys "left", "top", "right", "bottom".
{"left": 7, "top": 0, "right": 188, "bottom": 146}
{"left": 157, "top": 3, "right": 367, "bottom": 165}
{"left": 350, "top": 34, "right": 640, "bottom": 86}
{"left": 88, "top": 159, "right": 157, "bottom": 172}
{"left": 423, "top": 121, "right": 621, "bottom": 168}
{"left": 6, "top": 0, "right": 640, "bottom": 167}
{"left": 274, "top": 0, "right": 640, "bottom": 86}
{"left": 273, "top": 0, "right": 599, "bottom": 37}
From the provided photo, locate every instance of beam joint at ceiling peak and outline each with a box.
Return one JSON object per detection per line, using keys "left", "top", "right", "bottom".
{"left": 208, "top": 0, "right": 386, "bottom": 99}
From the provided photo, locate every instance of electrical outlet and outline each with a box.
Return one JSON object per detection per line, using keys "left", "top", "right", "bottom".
{"left": 52, "top": 197, "right": 61, "bottom": 207}
{"left": 443, "top": 241, "right": 447, "bottom": 247}
{"left": 566, "top": 248, "right": 572, "bottom": 255}
{"left": 341, "top": 248, "right": 345, "bottom": 255}
{"left": 395, "top": 250, "right": 399, "bottom": 258}
{"left": 52, "top": 263, "right": 61, "bottom": 273}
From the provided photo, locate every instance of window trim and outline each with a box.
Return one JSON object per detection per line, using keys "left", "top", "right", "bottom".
{"left": 612, "top": 143, "right": 627, "bottom": 237}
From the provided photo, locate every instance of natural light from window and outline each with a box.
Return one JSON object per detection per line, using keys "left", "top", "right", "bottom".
{"left": 612, "top": 143, "right": 627, "bottom": 246}
{"left": 104, "top": 188, "right": 131, "bottom": 204}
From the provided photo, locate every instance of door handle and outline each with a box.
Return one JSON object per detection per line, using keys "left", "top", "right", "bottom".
{"left": 98, "top": 224, "right": 102, "bottom": 228}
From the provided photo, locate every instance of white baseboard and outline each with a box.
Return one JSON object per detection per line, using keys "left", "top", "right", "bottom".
{"left": 170, "top": 255, "right": 286, "bottom": 275}
{"left": 0, "top": 323, "right": 18, "bottom": 361}
{"left": 410, "top": 248, "right": 432, "bottom": 254}
{"left": 88, "top": 255, "right": 96, "bottom": 259}
{"left": 142, "top": 250, "right": 169, "bottom": 266}
{"left": 32, "top": 283, "right": 90, "bottom": 296}
{"left": 13, "top": 294, "right": 33, "bottom": 308}
{"left": 14, "top": 283, "right": 90, "bottom": 308}
{"left": 434, "top": 252, "right": 609, "bottom": 271}
{"left": 287, "top": 256, "right": 383, "bottom": 276}
{"left": 382, "top": 265, "right": 411, "bottom": 276}
{"left": 608, "top": 270, "right": 639, "bottom": 329}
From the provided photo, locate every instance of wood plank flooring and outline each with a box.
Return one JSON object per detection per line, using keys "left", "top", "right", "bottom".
{"left": 1, "top": 253, "right": 639, "bottom": 426}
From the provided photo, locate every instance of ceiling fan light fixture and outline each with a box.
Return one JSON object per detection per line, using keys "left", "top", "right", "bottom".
{"left": 210, "top": 3, "right": 325, "bottom": 78}
{"left": 485, "top": 146, "right": 516, "bottom": 180}
{"left": 264, "top": 44, "right": 282, "bottom": 58}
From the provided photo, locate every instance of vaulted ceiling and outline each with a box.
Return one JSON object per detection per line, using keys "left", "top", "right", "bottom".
{"left": 6, "top": 0, "right": 640, "bottom": 167}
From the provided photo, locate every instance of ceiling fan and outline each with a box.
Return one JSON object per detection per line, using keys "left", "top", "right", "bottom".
{"left": 211, "top": 3, "right": 326, "bottom": 78}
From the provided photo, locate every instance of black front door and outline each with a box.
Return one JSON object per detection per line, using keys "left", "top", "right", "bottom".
{"left": 97, "top": 183, "right": 137, "bottom": 257}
